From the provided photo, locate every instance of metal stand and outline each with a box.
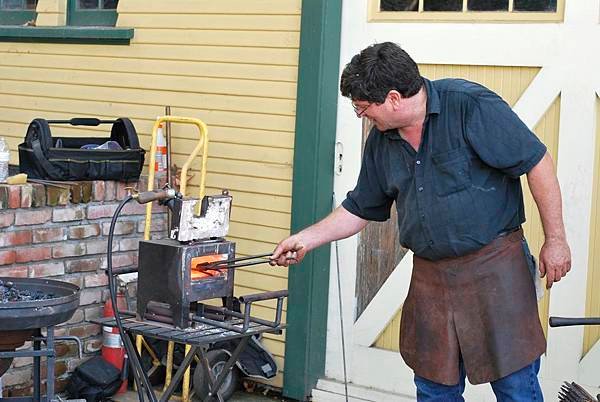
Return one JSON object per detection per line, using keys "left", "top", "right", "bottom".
{"left": 93, "top": 315, "right": 284, "bottom": 402}
{"left": 0, "top": 327, "right": 81, "bottom": 402}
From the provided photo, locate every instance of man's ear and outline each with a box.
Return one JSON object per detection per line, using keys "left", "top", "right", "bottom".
{"left": 387, "top": 90, "right": 402, "bottom": 108}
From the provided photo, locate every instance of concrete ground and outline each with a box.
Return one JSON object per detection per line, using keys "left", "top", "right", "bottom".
{"left": 113, "top": 389, "right": 287, "bottom": 401}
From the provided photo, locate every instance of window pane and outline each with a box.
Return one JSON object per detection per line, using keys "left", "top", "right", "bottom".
{"left": 424, "top": 0, "right": 462, "bottom": 11}
{"left": 25, "top": 0, "right": 36, "bottom": 9}
{"left": 2, "top": 0, "right": 25, "bottom": 9}
{"left": 468, "top": 0, "right": 508, "bottom": 11}
{"left": 513, "top": 0, "right": 556, "bottom": 11}
{"left": 380, "top": 0, "right": 418, "bottom": 11}
{"left": 102, "top": 0, "right": 117, "bottom": 9}
{"left": 77, "top": 0, "right": 99, "bottom": 9}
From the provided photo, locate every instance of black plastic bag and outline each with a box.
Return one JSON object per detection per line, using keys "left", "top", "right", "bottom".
{"left": 66, "top": 356, "right": 122, "bottom": 402}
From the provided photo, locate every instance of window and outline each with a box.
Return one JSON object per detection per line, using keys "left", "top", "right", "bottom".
{"left": 372, "top": 0, "right": 563, "bottom": 22}
{"left": 0, "top": 0, "right": 37, "bottom": 25}
{"left": 0, "top": 0, "right": 131, "bottom": 44}
{"left": 67, "top": 0, "right": 118, "bottom": 26}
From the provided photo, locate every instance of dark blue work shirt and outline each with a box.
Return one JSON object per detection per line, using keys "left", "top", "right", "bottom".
{"left": 342, "top": 78, "right": 547, "bottom": 260}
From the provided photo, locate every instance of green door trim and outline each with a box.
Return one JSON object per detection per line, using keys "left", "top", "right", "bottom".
{"left": 282, "top": 0, "right": 342, "bottom": 400}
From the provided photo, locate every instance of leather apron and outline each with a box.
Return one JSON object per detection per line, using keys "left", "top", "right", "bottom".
{"left": 399, "top": 228, "right": 546, "bottom": 385}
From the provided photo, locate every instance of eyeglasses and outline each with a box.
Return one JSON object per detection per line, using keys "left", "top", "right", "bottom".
{"left": 352, "top": 102, "right": 372, "bottom": 118}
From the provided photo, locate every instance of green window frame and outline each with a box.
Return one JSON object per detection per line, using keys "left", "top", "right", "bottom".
{"left": 67, "top": 0, "right": 117, "bottom": 26}
{"left": 0, "top": 0, "right": 37, "bottom": 26}
{"left": 0, "top": 0, "right": 132, "bottom": 43}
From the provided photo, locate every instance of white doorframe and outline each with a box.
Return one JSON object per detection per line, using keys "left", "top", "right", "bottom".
{"left": 316, "top": 1, "right": 600, "bottom": 400}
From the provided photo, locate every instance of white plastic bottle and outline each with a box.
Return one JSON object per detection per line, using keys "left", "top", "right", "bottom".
{"left": 154, "top": 123, "right": 167, "bottom": 186}
{"left": 0, "top": 137, "right": 9, "bottom": 182}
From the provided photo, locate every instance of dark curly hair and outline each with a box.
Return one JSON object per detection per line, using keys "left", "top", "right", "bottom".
{"left": 340, "top": 42, "right": 423, "bottom": 103}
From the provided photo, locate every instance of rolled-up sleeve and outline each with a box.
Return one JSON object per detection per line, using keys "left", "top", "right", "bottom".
{"left": 342, "top": 133, "right": 393, "bottom": 221}
{"left": 465, "top": 90, "right": 547, "bottom": 178}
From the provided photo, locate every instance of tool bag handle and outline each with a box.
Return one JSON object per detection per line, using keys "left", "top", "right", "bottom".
{"left": 43, "top": 117, "right": 140, "bottom": 150}
{"left": 46, "top": 118, "right": 118, "bottom": 126}
{"left": 31, "top": 139, "right": 65, "bottom": 178}
{"left": 25, "top": 119, "right": 67, "bottom": 178}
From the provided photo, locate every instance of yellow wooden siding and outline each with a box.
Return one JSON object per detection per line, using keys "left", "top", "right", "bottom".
{"left": 374, "top": 65, "right": 561, "bottom": 351}
{"left": 584, "top": 96, "right": 600, "bottom": 355}
{"left": 0, "top": 0, "right": 300, "bottom": 387}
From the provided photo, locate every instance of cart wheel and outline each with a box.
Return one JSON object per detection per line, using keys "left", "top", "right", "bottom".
{"left": 193, "top": 349, "right": 240, "bottom": 401}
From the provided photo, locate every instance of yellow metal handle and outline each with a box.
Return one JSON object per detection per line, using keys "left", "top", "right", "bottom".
{"left": 144, "top": 116, "right": 209, "bottom": 240}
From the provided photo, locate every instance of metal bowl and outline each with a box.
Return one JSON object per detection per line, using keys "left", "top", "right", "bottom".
{"left": 0, "top": 277, "right": 80, "bottom": 330}
{"left": 0, "top": 277, "right": 80, "bottom": 376}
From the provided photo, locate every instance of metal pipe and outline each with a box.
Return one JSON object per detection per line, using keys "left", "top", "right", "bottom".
{"left": 110, "top": 266, "right": 139, "bottom": 276}
{"left": 33, "top": 331, "right": 40, "bottom": 401}
{"left": 274, "top": 297, "right": 284, "bottom": 326}
{"left": 243, "top": 303, "right": 252, "bottom": 331}
{"left": 239, "top": 289, "right": 288, "bottom": 304}
{"left": 182, "top": 344, "right": 192, "bottom": 402}
{"left": 207, "top": 337, "right": 250, "bottom": 399}
{"left": 193, "top": 316, "right": 248, "bottom": 334}
{"left": 197, "top": 254, "right": 295, "bottom": 271}
{"left": 165, "top": 106, "right": 173, "bottom": 234}
{"left": 549, "top": 317, "right": 600, "bottom": 327}
{"left": 162, "top": 341, "right": 175, "bottom": 394}
{"left": 46, "top": 327, "right": 55, "bottom": 400}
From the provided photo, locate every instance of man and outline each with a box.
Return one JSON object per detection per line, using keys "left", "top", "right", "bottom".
{"left": 271, "top": 42, "right": 571, "bottom": 401}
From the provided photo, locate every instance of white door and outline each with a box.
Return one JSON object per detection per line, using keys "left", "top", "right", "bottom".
{"left": 314, "top": 1, "right": 600, "bottom": 400}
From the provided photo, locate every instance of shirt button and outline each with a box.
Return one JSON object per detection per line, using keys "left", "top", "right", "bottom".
{"left": 416, "top": 160, "right": 421, "bottom": 165}
{"left": 429, "top": 240, "right": 434, "bottom": 245}
{"left": 421, "top": 214, "right": 425, "bottom": 220}
{"left": 418, "top": 186, "right": 424, "bottom": 192}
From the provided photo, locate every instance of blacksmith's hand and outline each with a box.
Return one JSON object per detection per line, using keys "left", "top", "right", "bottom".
{"left": 270, "top": 235, "right": 306, "bottom": 267}
{"left": 539, "top": 237, "right": 571, "bottom": 289}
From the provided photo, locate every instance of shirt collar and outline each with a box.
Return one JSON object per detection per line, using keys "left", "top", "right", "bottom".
{"left": 423, "top": 78, "right": 441, "bottom": 116}
{"left": 383, "top": 77, "right": 439, "bottom": 140}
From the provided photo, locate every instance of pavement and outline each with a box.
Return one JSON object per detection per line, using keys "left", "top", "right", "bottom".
{"left": 113, "top": 389, "right": 287, "bottom": 401}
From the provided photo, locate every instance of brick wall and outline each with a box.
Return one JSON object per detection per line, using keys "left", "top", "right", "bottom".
{"left": 0, "top": 179, "right": 167, "bottom": 398}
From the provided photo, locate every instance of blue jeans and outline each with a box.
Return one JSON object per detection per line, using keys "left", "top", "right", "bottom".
{"left": 414, "top": 358, "right": 542, "bottom": 401}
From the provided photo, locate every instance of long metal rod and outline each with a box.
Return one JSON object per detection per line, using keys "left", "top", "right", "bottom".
{"left": 46, "top": 327, "right": 55, "bottom": 401}
{"left": 197, "top": 253, "right": 295, "bottom": 271}
{"left": 198, "top": 348, "right": 224, "bottom": 402}
{"left": 192, "top": 290, "right": 286, "bottom": 333}
{"left": 206, "top": 337, "right": 250, "bottom": 400}
{"left": 333, "top": 192, "right": 349, "bottom": 402}
{"left": 196, "top": 253, "right": 272, "bottom": 270}
{"left": 33, "top": 331, "right": 40, "bottom": 402}
{"left": 549, "top": 317, "right": 600, "bottom": 327}
{"left": 0, "top": 350, "right": 51, "bottom": 358}
{"left": 165, "top": 106, "right": 173, "bottom": 234}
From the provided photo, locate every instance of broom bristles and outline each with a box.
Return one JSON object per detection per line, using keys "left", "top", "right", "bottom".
{"left": 558, "top": 382, "right": 598, "bottom": 402}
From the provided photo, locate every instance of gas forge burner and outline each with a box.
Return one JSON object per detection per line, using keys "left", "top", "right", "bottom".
{"left": 135, "top": 189, "right": 286, "bottom": 333}
{"left": 136, "top": 238, "right": 235, "bottom": 329}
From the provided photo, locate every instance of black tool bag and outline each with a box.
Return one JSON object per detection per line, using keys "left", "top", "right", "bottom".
{"left": 66, "top": 356, "right": 122, "bottom": 402}
{"left": 18, "top": 117, "right": 145, "bottom": 181}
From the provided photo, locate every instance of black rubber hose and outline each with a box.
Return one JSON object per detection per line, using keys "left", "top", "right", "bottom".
{"left": 107, "top": 196, "right": 158, "bottom": 402}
